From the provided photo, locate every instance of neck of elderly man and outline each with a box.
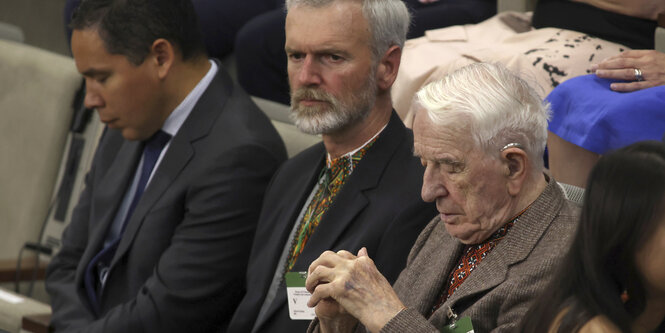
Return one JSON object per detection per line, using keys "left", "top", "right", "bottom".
{"left": 510, "top": 161, "right": 548, "bottom": 224}
{"left": 464, "top": 147, "right": 549, "bottom": 243}
{"left": 494, "top": 141, "right": 550, "bottom": 224}
{"left": 463, "top": 144, "right": 549, "bottom": 244}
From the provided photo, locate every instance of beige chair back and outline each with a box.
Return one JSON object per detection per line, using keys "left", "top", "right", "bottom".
{"left": 39, "top": 113, "right": 105, "bottom": 255}
{"left": 0, "top": 39, "right": 80, "bottom": 260}
{"left": 656, "top": 14, "right": 665, "bottom": 53}
{"left": 0, "top": 21, "right": 24, "bottom": 43}
{"left": 251, "top": 97, "right": 321, "bottom": 158}
{"left": 497, "top": 0, "right": 537, "bottom": 12}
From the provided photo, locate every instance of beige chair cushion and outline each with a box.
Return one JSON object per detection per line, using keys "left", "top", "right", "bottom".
{"left": 0, "top": 39, "right": 80, "bottom": 260}
{"left": 0, "top": 287, "right": 50, "bottom": 333}
{"left": 558, "top": 182, "right": 585, "bottom": 206}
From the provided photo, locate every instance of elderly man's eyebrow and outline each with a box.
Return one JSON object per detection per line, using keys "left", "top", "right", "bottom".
{"left": 411, "top": 149, "right": 464, "bottom": 167}
{"left": 438, "top": 157, "right": 464, "bottom": 167}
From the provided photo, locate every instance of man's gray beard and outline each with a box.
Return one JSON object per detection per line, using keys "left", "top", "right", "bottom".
{"left": 289, "top": 75, "right": 377, "bottom": 135}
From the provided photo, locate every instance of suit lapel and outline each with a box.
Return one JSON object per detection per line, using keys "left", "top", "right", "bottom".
{"left": 410, "top": 226, "right": 464, "bottom": 318}
{"left": 111, "top": 139, "right": 195, "bottom": 265}
{"left": 110, "top": 62, "right": 232, "bottom": 268}
{"left": 292, "top": 112, "right": 406, "bottom": 272}
{"left": 79, "top": 137, "right": 142, "bottom": 272}
{"left": 440, "top": 245, "right": 508, "bottom": 317}
{"left": 274, "top": 147, "right": 326, "bottom": 254}
{"left": 248, "top": 146, "right": 325, "bottom": 332}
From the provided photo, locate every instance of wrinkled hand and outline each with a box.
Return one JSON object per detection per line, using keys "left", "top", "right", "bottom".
{"left": 307, "top": 250, "right": 356, "bottom": 332}
{"left": 592, "top": 50, "right": 665, "bottom": 92}
{"left": 306, "top": 248, "right": 405, "bottom": 333}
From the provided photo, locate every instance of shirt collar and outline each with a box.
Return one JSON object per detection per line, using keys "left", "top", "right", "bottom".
{"left": 161, "top": 59, "right": 218, "bottom": 137}
{"left": 326, "top": 123, "right": 387, "bottom": 170}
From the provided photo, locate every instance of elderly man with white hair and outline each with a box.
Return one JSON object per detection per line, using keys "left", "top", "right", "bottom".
{"left": 305, "top": 63, "right": 581, "bottom": 332}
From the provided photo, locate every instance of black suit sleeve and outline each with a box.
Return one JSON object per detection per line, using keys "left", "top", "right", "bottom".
{"left": 46, "top": 167, "right": 98, "bottom": 329}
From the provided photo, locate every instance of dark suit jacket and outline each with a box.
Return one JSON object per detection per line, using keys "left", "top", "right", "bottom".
{"left": 45, "top": 64, "right": 287, "bottom": 333}
{"left": 227, "top": 111, "right": 437, "bottom": 333}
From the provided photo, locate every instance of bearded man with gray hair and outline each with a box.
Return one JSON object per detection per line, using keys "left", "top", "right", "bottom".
{"left": 225, "top": 0, "right": 436, "bottom": 332}
{"left": 305, "top": 63, "right": 580, "bottom": 332}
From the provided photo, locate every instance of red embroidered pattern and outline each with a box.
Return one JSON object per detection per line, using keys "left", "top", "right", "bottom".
{"left": 428, "top": 218, "right": 517, "bottom": 317}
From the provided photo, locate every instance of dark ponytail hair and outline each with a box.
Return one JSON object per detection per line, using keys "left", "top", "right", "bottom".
{"left": 521, "top": 140, "right": 665, "bottom": 332}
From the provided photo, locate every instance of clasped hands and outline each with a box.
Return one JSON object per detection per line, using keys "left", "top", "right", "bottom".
{"left": 306, "top": 248, "right": 405, "bottom": 333}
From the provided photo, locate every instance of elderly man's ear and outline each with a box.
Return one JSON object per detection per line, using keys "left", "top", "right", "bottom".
{"left": 376, "top": 45, "right": 402, "bottom": 91}
{"left": 501, "top": 147, "right": 528, "bottom": 196}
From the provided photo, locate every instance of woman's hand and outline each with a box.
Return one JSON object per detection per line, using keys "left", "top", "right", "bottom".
{"left": 592, "top": 50, "right": 665, "bottom": 92}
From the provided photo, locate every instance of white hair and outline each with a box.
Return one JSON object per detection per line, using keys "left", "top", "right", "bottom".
{"left": 285, "top": 0, "right": 410, "bottom": 60}
{"left": 415, "top": 63, "right": 551, "bottom": 168}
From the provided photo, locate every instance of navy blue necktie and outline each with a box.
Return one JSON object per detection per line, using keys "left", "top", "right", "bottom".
{"left": 84, "top": 130, "right": 171, "bottom": 314}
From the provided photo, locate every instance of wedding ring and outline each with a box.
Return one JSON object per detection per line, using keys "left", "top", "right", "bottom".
{"left": 634, "top": 68, "right": 644, "bottom": 82}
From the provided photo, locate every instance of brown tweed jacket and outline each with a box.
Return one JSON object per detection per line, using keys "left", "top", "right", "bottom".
{"left": 380, "top": 178, "right": 580, "bottom": 333}
{"left": 309, "top": 178, "right": 580, "bottom": 333}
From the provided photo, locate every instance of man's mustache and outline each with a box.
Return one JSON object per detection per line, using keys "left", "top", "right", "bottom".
{"left": 291, "top": 88, "right": 335, "bottom": 105}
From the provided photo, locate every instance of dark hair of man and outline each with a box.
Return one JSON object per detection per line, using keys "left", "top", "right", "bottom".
{"left": 521, "top": 140, "right": 665, "bottom": 333}
{"left": 70, "top": 0, "right": 207, "bottom": 65}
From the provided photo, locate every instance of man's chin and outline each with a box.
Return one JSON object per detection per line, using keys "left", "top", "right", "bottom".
{"left": 290, "top": 109, "right": 335, "bottom": 135}
{"left": 119, "top": 128, "right": 148, "bottom": 142}
{"left": 444, "top": 225, "right": 486, "bottom": 245}
{"left": 292, "top": 118, "right": 331, "bottom": 135}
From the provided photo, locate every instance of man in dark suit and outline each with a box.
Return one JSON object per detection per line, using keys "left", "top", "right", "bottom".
{"left": 45, "top": 0, "right": 286, "bottom": 332}
{"left": 226, "top": 1, "right": 437, "bottom": 332}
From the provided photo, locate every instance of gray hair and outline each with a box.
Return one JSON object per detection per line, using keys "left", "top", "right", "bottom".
{"left": 415, "top": 63, "right": 551, "bottom": 169}
{"left": 285, "top": 0, "right": 410, "bottom": 61}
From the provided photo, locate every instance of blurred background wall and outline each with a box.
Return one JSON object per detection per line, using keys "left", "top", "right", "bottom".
{"left": 0, "top": 0, "right": 70, "bottom": 55}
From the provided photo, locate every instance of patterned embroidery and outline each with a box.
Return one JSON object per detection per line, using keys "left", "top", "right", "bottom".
{"left": 285, "top": 137, "right": 377, "bottom": 272}
{"left": 428, "top": 212, "right": 525, "bottom": 317}
{"left": 444, "top": 221, "right": 515, "bottom": 298}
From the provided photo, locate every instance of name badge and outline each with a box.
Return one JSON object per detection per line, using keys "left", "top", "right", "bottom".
{"left": 285, "top": 271, "right": 316, "bottom": 320}
{"left": 440, "top": 316, "right": 474, "bottom": 333}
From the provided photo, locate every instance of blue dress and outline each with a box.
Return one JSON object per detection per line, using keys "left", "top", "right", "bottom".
{"left": 547, "top": 74, "right": 665, "bottom": 154}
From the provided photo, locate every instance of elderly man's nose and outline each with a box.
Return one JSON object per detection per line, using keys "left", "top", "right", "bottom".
{"left": 421, "top": 165, "right": 447, "bottom": 202}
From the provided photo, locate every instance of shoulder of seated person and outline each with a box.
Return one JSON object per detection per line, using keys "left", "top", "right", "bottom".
{"left": 578, "top": 316, "right": 622, "bottom": 333}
